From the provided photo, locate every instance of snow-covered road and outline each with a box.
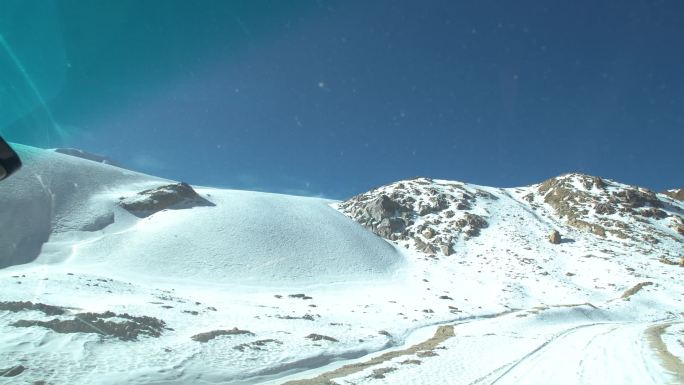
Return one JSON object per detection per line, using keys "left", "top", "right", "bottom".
{"left": 481, "top": 322, "right": 676, "bottom": 385}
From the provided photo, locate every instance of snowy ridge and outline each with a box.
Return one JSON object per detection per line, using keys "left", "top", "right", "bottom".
{"left": 0, "top": 146, "right": 683, "bottom": 385}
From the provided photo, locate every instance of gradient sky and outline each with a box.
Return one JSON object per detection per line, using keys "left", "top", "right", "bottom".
{"left": 1, "top": 0, "right": 682, "bottom": 198}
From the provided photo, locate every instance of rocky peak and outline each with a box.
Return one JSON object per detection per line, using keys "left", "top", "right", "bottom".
{"left": 337, "top": 178, "right": 493, "bottom": 256}
{"left": 525, "top": 173, "right": 682, "bottom": 244}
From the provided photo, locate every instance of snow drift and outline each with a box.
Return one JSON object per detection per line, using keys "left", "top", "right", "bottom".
{"left": 0, "top": 144, "right": 403, "bottom": 283}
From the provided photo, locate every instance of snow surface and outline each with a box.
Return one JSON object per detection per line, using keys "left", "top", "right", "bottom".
{"left": 0, "top": 145, "right": 683, "bottom": 385}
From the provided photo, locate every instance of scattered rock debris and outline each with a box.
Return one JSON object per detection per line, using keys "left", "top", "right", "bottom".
{"left": 191, "top": 327, "right": 254, "bottom": 343}
{"left": 305, "top": 333, "right": 339, "bottom": 343}
{"left": 0, "top": 301, "right": 68, "bottom": 316}
{"left": 11, "top": 311, "right": 166, "bottom": 341}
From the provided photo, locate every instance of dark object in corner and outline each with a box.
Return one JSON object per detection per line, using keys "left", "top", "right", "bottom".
{"left": 0, "top": 136, "right": 21, "bottom": 182}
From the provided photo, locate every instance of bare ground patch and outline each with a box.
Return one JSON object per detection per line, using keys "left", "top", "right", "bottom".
{"left": 282, "top": 325, "right": 454, "bottom": 385}
{"left": 645, "top": 323, "right": 684, "bottom": 385}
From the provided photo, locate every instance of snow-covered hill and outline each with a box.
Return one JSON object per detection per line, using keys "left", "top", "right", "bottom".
{"left": 0, "top": 145, "right": 682, "bottom": 384}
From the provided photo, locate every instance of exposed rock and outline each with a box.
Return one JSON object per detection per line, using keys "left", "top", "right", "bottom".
{"left": 611, "top": 188, "right": 661, "bottom": 209}
{"left": 0, "top": 301, "right": 67, "bottom": 316}
{"left": 305, "top": 333, "right": 339, "bottom": 342}
{"left": 594, "top": 202, "right": 616, "bottom": 215}
{"left": 659, "top": 256, "right": 679, "bottom": 266}
{"left": 377, "top": 217, "right": 406, "bottom": 238}
{"left": 639, "top": 208, "right": 668, "bottom": 219}
{"left": 277, "top": 314, "right": 315, "bottom": 321}
{"left": 337, "top": 179, "right": 491, "bottom": 256}
{"left": 367, "top": 195, "right": 406, "bottom": 222}
{"left": 548, "top": 230, "right": 561, "bottom": 244}
{"left": 191, "top": 327, "right": 254, "bottom": 343}
{"left": 569, "top": 219, "right": 606, "bottom": 237}
{"left": 0, "top": 365, "right": 26, "bottom": 377}
{"left": 288, "top": 294, "right": 313, "bottom": 300}
{"left": 662, "top": 188, "right": 684, "bottom": 201}
{"left": 119, "top": 182, "right": 214, "bottom": 218}
{"left": 233, "top": 339, "right": 282, "bottom": 352}
{"left": 536, "top": 173, "right": 673, "bottom": 242}
{"left": 12, "top": 311, "right": 166, "bottom": 341}
{"left": 370, "top": 367, "right": 397, "bottom": 379}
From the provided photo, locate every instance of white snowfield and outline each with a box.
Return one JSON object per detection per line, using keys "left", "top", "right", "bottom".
{"left": 0, "top": 145, "right": 682, "bottom": 385}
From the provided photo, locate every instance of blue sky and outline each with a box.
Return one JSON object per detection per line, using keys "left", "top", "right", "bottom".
{"left": 1, "top": 0, "right": 683, "bottom": 198}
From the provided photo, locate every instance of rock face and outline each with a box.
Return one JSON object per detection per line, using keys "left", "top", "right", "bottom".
{"left": 119, "top": 182, "right": 214, "bottom": 218}
{"left": 663, "top": 188, "right": 684, "bottom": 201}
{"left": 548, "top": 230, "right": 561, "bottom": 244}
{"left": 337, "top": 173, "right": 683, "bottom": 258}
{"left": 529, "top": 173, "right": 682, "bottom": 244}
{"left": 337, "top": 177, "right": 491, "bottom": 256}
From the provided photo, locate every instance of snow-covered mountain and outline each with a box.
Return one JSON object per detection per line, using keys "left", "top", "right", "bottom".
{"left": 1, "top": 145, "right": 682, "bottom": 385}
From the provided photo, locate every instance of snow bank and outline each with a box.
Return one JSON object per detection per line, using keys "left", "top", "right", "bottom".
{"left": 65, "top": 188, "right": 404, "bottom": 285}
{"left": 0, "top": 145, "right": 403, "bottom": 284}
{"left": 0, "top": 144, "right": 164, "bottom": 268}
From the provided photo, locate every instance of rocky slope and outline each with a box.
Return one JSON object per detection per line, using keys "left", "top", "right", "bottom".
{"left": 336, "top": 173, "right": 683, "bottom": 263}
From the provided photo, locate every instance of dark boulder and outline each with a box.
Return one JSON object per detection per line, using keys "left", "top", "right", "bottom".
{"left": 119, "top": 182, "right": 214, "bottom": 218}
{"left": 365, "top": 195, "right": 405, "bottom": 222}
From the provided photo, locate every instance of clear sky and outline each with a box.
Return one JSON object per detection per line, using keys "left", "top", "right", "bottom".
{"left": 1, "top": 0, "right": 682, "bottom": 198}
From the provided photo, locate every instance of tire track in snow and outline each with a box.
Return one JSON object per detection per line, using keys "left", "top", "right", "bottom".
{"left": 478, "top": 322, "right": 678, "bottom": 385}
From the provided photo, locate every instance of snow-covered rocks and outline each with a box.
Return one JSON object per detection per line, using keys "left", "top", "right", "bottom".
{"left": 118, "top": 182, "right": 214, "bottom": 218}
{"left": 527, "top": 173, "right": 683, "bottom": 245}
{"left": 337, "top": 177, "right": 492, "bottom": 256}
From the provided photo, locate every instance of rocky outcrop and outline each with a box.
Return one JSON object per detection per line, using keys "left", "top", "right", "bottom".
{"left": 534, "top": 173, "right": 681, "bottom": 243}
{"left": 119, "top": 182, "right": 214, "bottom": 218}
{"left": 305, "top": 333, "right": 339, "bottom": 342}
{"left": 337, "top": 178, "right": 491, "bottom": 256}
{"left": 663, "top": 188, "right": 684, "bottom": 201}
{"left": 0, "top": 365, "right": 25, "bottom": 377}
{"left": 548, "top": 230, "right": 561, "bottom": 244}
{"left": 191, "top": 327, "right": 254, "bottom": 343}
{"left": 11, "top": 311, "right": 166, "bottom": 341}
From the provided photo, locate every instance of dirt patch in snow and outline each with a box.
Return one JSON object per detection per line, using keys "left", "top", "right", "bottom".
{"left": 645, "top": 323, "right": 684, "bottom": 384}
{"left": 282, "top": 325, "right": 454, "bottom": 385}
{"left": 620, "top": 282, "right": 653, "bottom": 299}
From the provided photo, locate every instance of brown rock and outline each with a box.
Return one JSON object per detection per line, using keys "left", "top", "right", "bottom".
{"left": 119, "top": 182, "right": 214, "bottom": 218}
{"left": 548, "top": 230, "right": 561, "bottom": 244}
{"left": 663, "top": 188, "right": 684, "bottom": 201}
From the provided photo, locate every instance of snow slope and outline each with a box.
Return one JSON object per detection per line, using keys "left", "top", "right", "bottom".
{"left": 1, "top": 145, "right": 683, "bottom": 385}
{"left": 1, "top": 144, "right": 404, "bottom": 284}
